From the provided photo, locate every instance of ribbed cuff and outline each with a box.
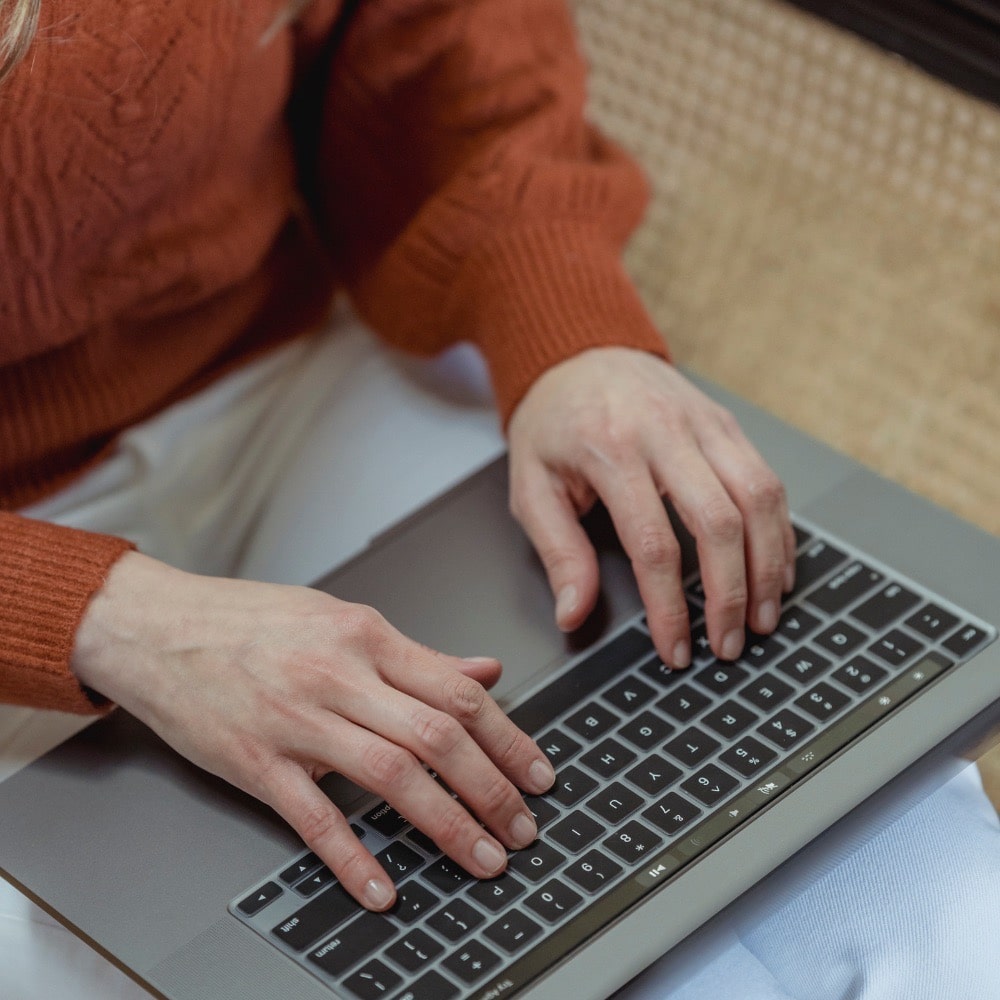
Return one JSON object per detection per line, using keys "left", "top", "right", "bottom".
{"left": 449, "top": 220, "right": 670, "bottom": 426}
{"left": 0, "top": 513, "right": 134, "bottom": 714}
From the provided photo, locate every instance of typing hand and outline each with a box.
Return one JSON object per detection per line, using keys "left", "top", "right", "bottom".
{"left": 71, "top": 552, "right": 554, "bottom": 910}
{"left": 507, "top": 347, "right": 796, "bottom": 668}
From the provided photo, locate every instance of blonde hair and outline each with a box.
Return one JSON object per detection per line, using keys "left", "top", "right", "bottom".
{"left": 0, "top": 0, "right": 314, "bottom": 85}
{"left": 0, "top": 0, "right": 39, "bottom": 85}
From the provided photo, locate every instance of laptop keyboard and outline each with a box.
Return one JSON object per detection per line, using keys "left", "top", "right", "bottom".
{"left": 230, "top": 520, "right": 996, "bottom": 1000}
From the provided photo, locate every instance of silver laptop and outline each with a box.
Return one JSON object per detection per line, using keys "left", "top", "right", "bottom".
{"left": 1, "top": 374, "right": 998, "bottom": 1000}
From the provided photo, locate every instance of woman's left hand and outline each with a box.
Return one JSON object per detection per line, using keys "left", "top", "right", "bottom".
{"left": 506, "top": 347, "right": 797, "bottom": 669}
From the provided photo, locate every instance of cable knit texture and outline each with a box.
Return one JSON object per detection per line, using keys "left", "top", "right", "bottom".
{"left": 1, "top": 0, "right": 667, "bottom": 713}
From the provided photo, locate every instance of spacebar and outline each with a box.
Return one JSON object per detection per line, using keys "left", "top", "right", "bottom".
{"left": 508, "top": 627, "right": 655, "bottom": 736}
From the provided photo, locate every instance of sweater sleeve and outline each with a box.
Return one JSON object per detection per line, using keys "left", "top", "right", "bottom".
{"left": 314, "top": 0, "right": 669, "bottom": 426}
{"left": 0, "top": 512, "right": 134, "bottom": 714}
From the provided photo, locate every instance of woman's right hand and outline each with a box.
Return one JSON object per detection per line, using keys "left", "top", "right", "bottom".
{"left": 70, "top": 551, "right": 555, "bottom": 911}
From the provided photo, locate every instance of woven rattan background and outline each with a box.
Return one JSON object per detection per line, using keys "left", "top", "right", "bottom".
{"left": 571, "top": 0, "right": 1000, "bottom": 797}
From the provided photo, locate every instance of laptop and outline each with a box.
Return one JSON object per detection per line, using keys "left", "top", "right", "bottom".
{"left": 1, "top": 372, "right": 998, "bottom": 1000}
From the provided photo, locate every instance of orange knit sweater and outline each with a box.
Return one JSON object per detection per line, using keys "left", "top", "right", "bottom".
{"left": 0, "top": 0, "right": 668, "bottom": 713}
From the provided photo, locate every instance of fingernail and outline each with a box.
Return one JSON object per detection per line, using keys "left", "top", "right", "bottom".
{"left": 758, "top": 600, "right": 778, "bottom": 634}
{"left": 555, "top": 585, "right": 578, "bottom": 629}
{"left": 721, "top": 629, "right": 744, "bottom": 661}
{"left": 529, "top": 757, "right": 556, "bottom": 793}
{"left": 472, "top": 837, "right": 507, "bottom": 876}
{"left": 672, "top": 640, "right": 691, "bottom": 670}
{"left": 462, "top": 656, "right": 496, "bottom": 664}
{"left": 784, "top": 563, "right": 796, "bottom": 593}
{"left": 509, "top": 812, "right": 537, "bottom": 848}
{"left": 364, "top": 878, "right": 394, "bottom": 910}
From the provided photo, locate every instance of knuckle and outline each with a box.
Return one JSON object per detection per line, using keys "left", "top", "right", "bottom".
{"left": 633, "top": 523, "right": 679, "bottom": 570}
{"left": 335, "top": 603, "right": 387, "bottom": 645}
{"left": 698, "top": 497, "right": 744, "bottom": 544}
{"left": 716, "top": 581, "right": 750, "bottom": 616}
{"left": 412, "top": 707, "right": 465, "bottom": 759}
{"left": 744, "top": 470, "right": 786, "bottom": 514}
{"left": 362, "top": 742, "right": 415, "bottom": 790}
{"left": 297, "top": 802, "right": 344, "bottom": 849}
{"left": 476, "top": 770, "right": 518, "bottom": 816}
{"left": 432, "top": 803, "right": 474, "bottom": 852}
{"left": 714, "top": 404, "right": 742, "bottom": 437}
{"left": 441, "top": 673, "right": 489, "bottom": 726}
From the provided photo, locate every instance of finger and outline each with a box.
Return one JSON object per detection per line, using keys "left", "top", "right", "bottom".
{"left": 697, "top": 418, "right": 792, "bottom": 634}
{"left": 261, "top": 762, "right": 397, "bottom": 911}
{"left": 645, "top": 444, "right": 749, "bottom": 662}
{"left": 331, "top": 721, "right": 518, "bottom": 879}
{"left": 509, "top": 462, "right": 600, "bottom": 633}
{"left": 371, "top": 649, "right": 553, "bottom": 841}
{"left": 588, "top": 460, "right": 692, "bottom": 669}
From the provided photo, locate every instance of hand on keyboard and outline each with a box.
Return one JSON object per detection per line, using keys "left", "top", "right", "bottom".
{"left": 507, "top": 348, "right": 797, "bottom": 667}
{"left": 70, "top": 551, "right": 556, "bottom": 911}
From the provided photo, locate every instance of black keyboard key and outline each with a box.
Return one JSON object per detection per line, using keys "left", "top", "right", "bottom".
{"left": 805, "top": 561, "right": 884, "bottom": 615}
{"left": 758, "top": 709, "right": 814, "bottom": 750}
{"left": 442, "top": 940, "right": 501, "bottom": 984}
{"left": 603, "top": 820, "right": 663, "bottom": 863}
{"left": 775, "top": 647, "right": 832, "bottom": 685}
{"left": 681, "top": 764, "right": 739, "bottom": 806}
{"left": 271, "top": 883, "right": 358, "bottom": 952}
{"left": 851, "top": 583, "right": 921, "bottom": 629}
{"left": 406, "top": 828, "right": 440, "bottom": 857}
{"left": 833, "top": 655, "right": 887, "bottom": 694}
{"left": 702, "top": 700, "right": 758, "bottom": 740}
{"left": 943, "top": 623, "right": 991, "bottom": 658}
{"left": 427, "top": 900, "right": 483, "bottom": 942}
{"left": 565, "top": 702, "right": 620, "bottom": 740}
{"left": 640, "top": 656, "right": 683, "bottom": 687}
{"left": 390, "top": 882, "right": 439, "bottom": 924}
{"left": 618, "top": 709, "right": 675, "bottom": 751}
{"left": 298, "top": 866, "right": 335, "bottom": 898}
{"left": 467, "top": 873, "right": 526, "bottom": 913}
{"left": 868, "top": 629, "right": 926, "bottom": 668}
{"left": 775, "top": 607, "right": 821, "bottom": 643}
{"left": 739, "top": 671, "right": 794, "bottom": 711}
{"left": 395, "top": 969, "right": 460, "bottom": 1000}
{"left": 740, "top": 633, "right": 786, "bottom": 669}
{"left": 523, "top": 794, "right": 560, "bottom": 831}
{"left": 643, "top": 792, "right": 701, "bottom": 835}
{"left": 385, "top": 929, "right": 444, "bottom": 974}
{"left": 376, "top": 844, "right": 424, "bottom": 884}
{"left": 484, "top": 910, "right": 543, "bottom": 952}
{"left": 664, "top": 726, "right": 721, "bottom": 767}
{"left": 423, "top": 858, "right": 474, "bottom": 896}
{"left": 551, "top": 765, "right": 599, "bottom": 807}
{"left": 624, "top": 754, "right": 682, "bottom": 796}
{"left": 363, "top": 801, "right": 409, "bottom": 839}
{"left": 693, "top": 661, "right": 750, "bottom": 695}
{"left": 237, "top": 881, "right": 282, "bottom": 916}
{"left": 537, "top": 728, "right": 582, "bottom": 768}
{"left": 656, "top": 683, "right": 710, "bottom": 723}
{"left": 795, "top": 681, "right": 851, "bottom": 722}
{"left": 548, "top": 810, "right": 604, "bottom": 854}
{"left": 580, "top": 738, "right": 637, "bottom": 779}
{"left": 905, "top": 603, "right": 960, "bottom": 640}
{"left": 278, "top": 853, "right": 321, "bottom": 887}
{"left": 525, "top": 879, "right": 584, "bottom": 923}
{"left": 307, "top": 911, "right": 397, "bottom": 978}
{"left": 565, "top": 850, "right": 623, "bottom": 894}
{"left": 509, "top": 628, "right": 653, "bottom": 733}
{"left": 793, "top": 539, "right": 848, "bottom": 591}
{"left": 586, "top": 781, "right": 643, "bottom": 824}
{"left": 343, "top": 959, "right": 401, "bottom": 999}
{"left": 720, "top": 736, "right": 777, "bottom": 778}
{"left": 602, "top": 675, "right": 657, "bottom": 714}
{"left": 813, "top": 621, "right": 866, "bottom": 656}
{"left": 508, "top": 841, "right": 566, "bottom": 882}
{"left": 394, "top": 969, "right": 458, "bottom": 1000}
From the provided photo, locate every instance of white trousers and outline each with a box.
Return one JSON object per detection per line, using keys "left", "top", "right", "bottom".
{"left": 2, "top": 312, "right": 998, "bottom": 999}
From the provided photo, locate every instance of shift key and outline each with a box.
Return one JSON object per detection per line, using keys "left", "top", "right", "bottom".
{"left": 272, "top": 884, "right": 359, "bottom": 951}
